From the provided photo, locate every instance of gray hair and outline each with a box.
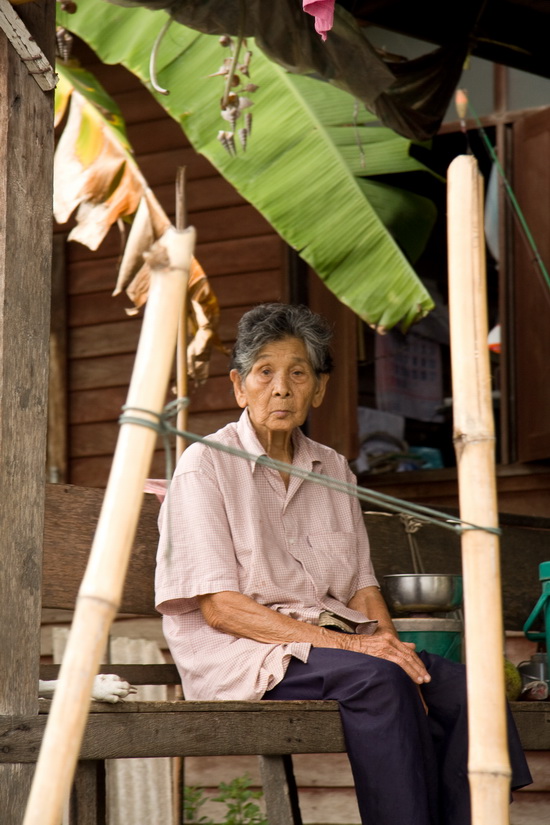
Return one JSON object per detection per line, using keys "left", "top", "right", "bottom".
{"left": 231, "top": 303, "right": 334, "bottom": 378}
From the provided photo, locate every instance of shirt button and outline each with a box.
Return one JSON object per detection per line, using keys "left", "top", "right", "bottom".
{"left": 288, "top": 538, "right": 296, "bottom": 545}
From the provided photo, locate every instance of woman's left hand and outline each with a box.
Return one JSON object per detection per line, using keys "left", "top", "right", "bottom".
{"left": 346, "top": 586, "right": 432, "bottom": 685}
{"left": 334, "top": 626, "right": 431, "bottom": 684}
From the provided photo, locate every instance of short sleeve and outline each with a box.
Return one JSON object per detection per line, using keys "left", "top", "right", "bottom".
{"left": 155, "top": 446, "right": 241, "bottom": 614}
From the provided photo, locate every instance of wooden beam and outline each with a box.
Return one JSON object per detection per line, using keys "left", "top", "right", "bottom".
{"left": 0, "top": 0, "right": 55, "bottom": 818}
{"left": 0, "top": 0, "right": 56, "bottom": 90}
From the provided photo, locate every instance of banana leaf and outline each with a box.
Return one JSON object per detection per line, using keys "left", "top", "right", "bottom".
{"left": 54, "top": 62, "right": 223, "bottom": 382}
{"left": 54, "top": 63, "right": 143, "bottom": 246}
{"left": 58, "top": 0, "right": 439, "bottom": 330}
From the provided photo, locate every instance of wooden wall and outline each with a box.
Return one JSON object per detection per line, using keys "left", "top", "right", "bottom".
{"left": 53, "top": 38, "right": 550, "bottom": 514}
{"left": 56, "top": 41, "right": 288, "bottom": 487}
{"left": 363, "top": 463, "right": 550, "bottom": 518}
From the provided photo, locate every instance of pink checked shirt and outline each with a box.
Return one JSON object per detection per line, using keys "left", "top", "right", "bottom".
{"left": 155, "top": 410, "right": 379, "bottom": 700}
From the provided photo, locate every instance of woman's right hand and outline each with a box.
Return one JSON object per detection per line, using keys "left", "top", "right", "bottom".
{"left": 198, "top": 589, "right": 430, "bottom": 686}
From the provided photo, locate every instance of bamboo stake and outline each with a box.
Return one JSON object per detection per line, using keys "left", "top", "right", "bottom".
{"left": 173, "top": 165, "right": 188, "bottom": 825}
{"left": 447, "top": 155, "right": 511, "bottom": 825}
{"left": 23, "top": 225, "right": 196, "bottom": 825}
{"left": 176, "top": 166, "right": 188, "bottom": 460}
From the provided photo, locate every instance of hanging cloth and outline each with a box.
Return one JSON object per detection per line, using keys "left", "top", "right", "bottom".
{"left": 302, "top": 0, "right": 336, "bottom": 41}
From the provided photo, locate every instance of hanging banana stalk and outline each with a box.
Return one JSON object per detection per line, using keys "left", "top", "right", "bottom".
{"left": 212, "top": 29, "right": 258, "bottom": 155}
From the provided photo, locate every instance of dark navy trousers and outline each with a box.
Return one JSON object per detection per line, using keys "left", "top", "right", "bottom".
{"left": 263, "top": 649, "right": 532, "bottom": 825}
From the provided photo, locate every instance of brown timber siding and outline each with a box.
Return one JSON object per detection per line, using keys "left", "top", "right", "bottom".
{"left": 57, "top": 42, "right": 288, "bottom": 487}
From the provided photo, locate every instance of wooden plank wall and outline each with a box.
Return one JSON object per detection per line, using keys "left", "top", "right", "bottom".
{"left": 363, "top": 464, "right": 550, "bottom": 518}
{"left": 56, "top": 40, "right": 288, "bottom": 487}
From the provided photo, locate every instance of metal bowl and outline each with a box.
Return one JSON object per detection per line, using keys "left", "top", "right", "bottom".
{"left": 382, "top": 574, "right": 463, "bottom": 614}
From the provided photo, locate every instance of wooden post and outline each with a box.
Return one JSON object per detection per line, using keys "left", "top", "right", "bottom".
{"left": 447, "top": 155, "right": 511, "bottom": 824}
{"left": 23, "top": 226, "right": 196, "bottom": 825}
{"left": 48, "top": 235, "right": 68, "bottom": 483}
{"left": 258, "top": 755, "right": 302, "bottom": 825}
{"left": 0, "top": 0, "right": 55, "bottom": 821}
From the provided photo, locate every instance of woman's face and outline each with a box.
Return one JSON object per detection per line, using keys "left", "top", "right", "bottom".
{"left": 230, "top": 337, "right": 329, "bottom": 441}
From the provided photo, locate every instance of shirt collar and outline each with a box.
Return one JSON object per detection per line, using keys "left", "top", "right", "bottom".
{"left": 236, "top": 409, "right": 324, "bottom": 473}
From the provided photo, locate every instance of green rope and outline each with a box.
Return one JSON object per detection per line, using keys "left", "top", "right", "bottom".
{"left": 119, "top": 399, "right": 501, "bottom": 537}
{"left": 467, "top": 100, "right": 550, "bottom": 296}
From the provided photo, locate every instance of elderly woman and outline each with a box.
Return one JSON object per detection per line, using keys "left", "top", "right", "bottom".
{"left": 156, "top": 303, "right": 530, "bottom": 825}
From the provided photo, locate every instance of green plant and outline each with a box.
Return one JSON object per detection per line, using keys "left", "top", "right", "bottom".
{"left": 184, "top": 775, "right": 267, "bottom": 825}
{"left": 213, "top": 775, "right": 267, "bottom": 825}
{"left": 57, "top": 0, "right": 441, "bottom": 332}
{"left": 184, "top": 784, "right": 213, "bottom": 824}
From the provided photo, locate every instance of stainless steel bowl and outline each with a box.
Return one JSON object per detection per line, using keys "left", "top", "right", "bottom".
{"left": 382, "top": 574, "right": 463, "bottom": 614}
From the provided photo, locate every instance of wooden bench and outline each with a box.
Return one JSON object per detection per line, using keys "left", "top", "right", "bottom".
{"left": 3, "top": 483, "right": 549, "bottom": 824}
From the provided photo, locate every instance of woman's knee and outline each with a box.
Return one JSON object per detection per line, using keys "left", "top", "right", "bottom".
{"left": 419, "top": 652, "right": 468, "bottom": 716}
{"left": 297, "top": 649, "right": 422, "bottom": 706}
{"left": 366, "top": 655, "right": 414, "bottom": 685}
{"left": 335, "top": 658, "right": 427, "bottom": 738}
{"left": 337, "top": 654, "right": 417, "bottom": 703}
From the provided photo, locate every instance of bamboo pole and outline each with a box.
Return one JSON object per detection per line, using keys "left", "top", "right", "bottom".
{"left": 176, "top": 166, "right": 188, "bottom": 460}
{"left": 447, "top": 155, "right": 511, "bottom": 824}
{"left": 23, "top": 225, "right": 196, "bottom": 825}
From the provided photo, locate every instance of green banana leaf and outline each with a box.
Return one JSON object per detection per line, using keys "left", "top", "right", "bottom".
{"left": 55, "top": 63, "right": 131, "bottom": 149}
{"left": 57, "top": 0, "right": 438, "bottom": 330}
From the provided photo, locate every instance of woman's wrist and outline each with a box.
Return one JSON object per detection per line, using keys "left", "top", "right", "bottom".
{"left": 311, "top": 626, "right": 358, "bottom": 650}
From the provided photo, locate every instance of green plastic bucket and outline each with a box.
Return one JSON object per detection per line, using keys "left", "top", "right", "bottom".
{"left": 393, "top": 618, "right": 463, "bottom": 663}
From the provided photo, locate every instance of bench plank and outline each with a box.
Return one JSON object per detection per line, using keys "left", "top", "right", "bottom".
{"left": 510, "top": 703, "right": 550, "bottom": 751}
{"left": 1, "top": 702, "right": 548, "bottom": 763}
{"left": 40, "top": 664, "right": 179, "bottom": 685}
{"left": 0, "top": 704, "right": 346, "bottom": 762}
